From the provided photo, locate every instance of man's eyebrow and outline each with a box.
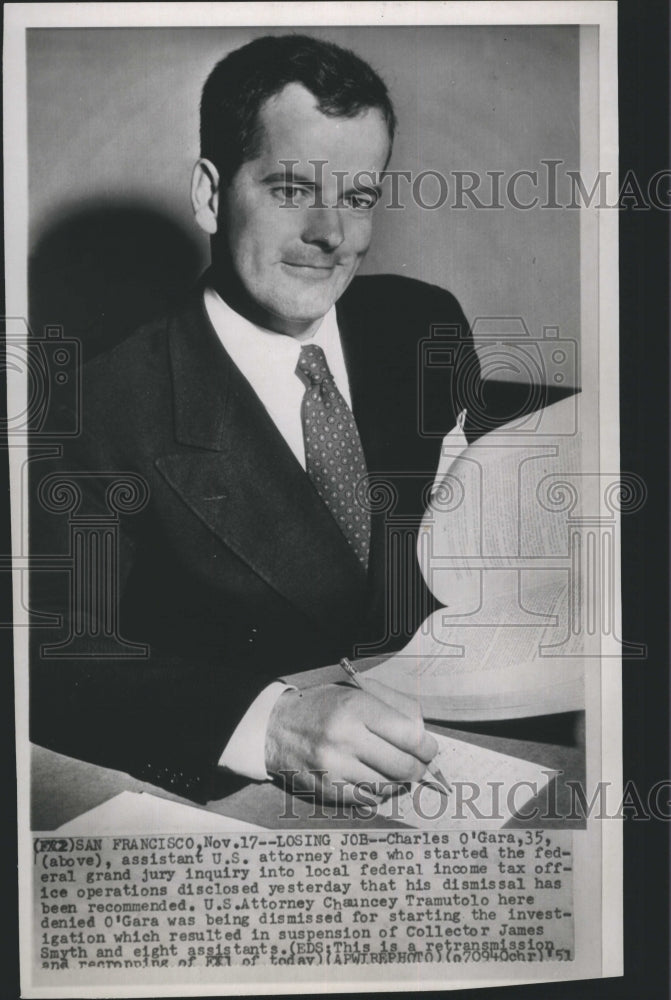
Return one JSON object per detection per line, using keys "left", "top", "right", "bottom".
{"left": 262, "top": 171, "right": 317, "bottom": 186}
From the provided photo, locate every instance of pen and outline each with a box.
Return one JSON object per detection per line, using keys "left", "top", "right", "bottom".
{"left": 339, "top": 657, "right": 453, "bottom": 794}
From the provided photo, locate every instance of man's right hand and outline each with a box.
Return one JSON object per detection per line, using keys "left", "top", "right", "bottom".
{"left": 264, "top": 681, "right": 438, "bottom": 804}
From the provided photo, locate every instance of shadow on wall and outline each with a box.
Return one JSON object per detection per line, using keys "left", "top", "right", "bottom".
{"left": 29, "top": 201, "right": 206, "bottom": 362}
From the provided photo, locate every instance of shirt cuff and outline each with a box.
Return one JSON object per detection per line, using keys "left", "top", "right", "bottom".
{"left": 217, "top": 681, "right": 295, "bottom": 781}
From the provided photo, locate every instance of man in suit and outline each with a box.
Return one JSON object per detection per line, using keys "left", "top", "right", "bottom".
{"left": 30, "top": 35, "right": 481, "bottom": 806}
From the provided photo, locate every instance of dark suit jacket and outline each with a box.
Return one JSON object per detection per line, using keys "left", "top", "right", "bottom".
{"left": 29, "top": 273, "right": 481, "bottom": 799}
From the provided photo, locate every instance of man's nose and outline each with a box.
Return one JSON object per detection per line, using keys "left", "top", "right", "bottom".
{"left": 301, "top": 206, "right": 345, "bottom": 250}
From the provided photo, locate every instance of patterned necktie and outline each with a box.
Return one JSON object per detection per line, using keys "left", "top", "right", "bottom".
{"left": 296, "top": 344, "right": 371, "bottom": 570}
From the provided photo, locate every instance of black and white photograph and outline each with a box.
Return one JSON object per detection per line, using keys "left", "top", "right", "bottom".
{"left": 6, "top": 1, "right": 652, "bottom": 995}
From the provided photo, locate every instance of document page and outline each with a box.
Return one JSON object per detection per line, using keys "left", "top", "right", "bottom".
{"left": 9, "top": 4, "right": 623, "bottom": 997}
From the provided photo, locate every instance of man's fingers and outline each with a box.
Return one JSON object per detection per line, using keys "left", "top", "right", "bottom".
{"left": 324, "top": 692, "right": 434, "bottom": 779}
{"left": 265, "top": 682, "right": 439, "bottom": 804}
{"left": 308, "top": 751, "right": 402, "bottom": 804}
{"left": 417, "top": 728, "right": 440, "bottom": 763}
{"left": 357, "top": 691, "right": 439, "bottom": 764}
{"left": 337, "top": 760, "right": 399, "bottom": 800}
{"left": 354, "top": 726, "right": 429, "bottom": 784}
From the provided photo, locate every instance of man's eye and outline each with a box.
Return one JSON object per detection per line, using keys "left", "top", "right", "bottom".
{"left": 272, "top": 186, "right": 310, "bottom": 204}
{"left": 346, "top": 192, "right": 378, "bottom": 210}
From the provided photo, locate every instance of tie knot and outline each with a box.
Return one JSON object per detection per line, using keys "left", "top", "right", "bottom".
{"left": 296, "top": 344, "right": 333, "bottom": 387}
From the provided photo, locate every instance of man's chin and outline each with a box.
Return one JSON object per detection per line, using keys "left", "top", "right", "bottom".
{"left": 253, "top": 267, "right": 358, "bottom": 333}
{"left": 266, "top": 293, "right": 339, "bottom": 330}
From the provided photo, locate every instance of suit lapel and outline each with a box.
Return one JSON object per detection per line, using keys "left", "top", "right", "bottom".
{"left": 155, "top": 293, "right": 368, "bottom": 636}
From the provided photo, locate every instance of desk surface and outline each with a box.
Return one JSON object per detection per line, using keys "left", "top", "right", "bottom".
{"left": 32, "top": 657, "right": 585, "bottom": 831}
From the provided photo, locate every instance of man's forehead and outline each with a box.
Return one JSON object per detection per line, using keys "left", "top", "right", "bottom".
{"left": 254, "top": 82, "right": 390, "bottom": 173}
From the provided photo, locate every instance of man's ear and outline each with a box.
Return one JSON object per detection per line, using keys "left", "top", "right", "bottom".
{"left": 191, "top": 158, "right": 220, "bottom": 235}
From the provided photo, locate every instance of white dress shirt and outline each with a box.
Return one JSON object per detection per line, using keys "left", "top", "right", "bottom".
{"left": 202, "top": 286, "right": 352, "bottom": 780}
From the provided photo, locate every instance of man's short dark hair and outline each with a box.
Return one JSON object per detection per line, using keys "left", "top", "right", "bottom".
{"left": 200, "top": 33, "right": 396, "bottom": 183}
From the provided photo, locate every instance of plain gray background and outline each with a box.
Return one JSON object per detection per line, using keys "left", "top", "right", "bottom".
{"left": 27, "top": 25, "right": 580, "bottom": 381}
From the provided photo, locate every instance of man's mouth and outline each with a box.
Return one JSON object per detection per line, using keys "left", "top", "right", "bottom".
{"left": 281, "top": 261, "right": 339, "bottom": 278}
{"left": 283, "top": 261, "right": 337, "bottom": 270}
